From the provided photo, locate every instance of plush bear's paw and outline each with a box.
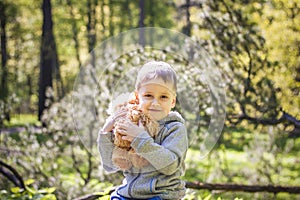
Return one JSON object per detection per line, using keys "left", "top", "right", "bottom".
{"left": 129, "top": 150, "right": 149, "bottom": 168}
{"left": 112, "top": 147, "right": 132, "bottom": 170}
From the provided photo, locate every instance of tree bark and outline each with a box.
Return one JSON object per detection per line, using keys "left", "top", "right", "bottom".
{"left": 0, "top": 160, "right": 25, "bottom": 189}
{"left": 100, "top": 0, "right": 106, "bottom": 39}
{"left": 183, "top": 0, "right": 191, "bottom": 36}
{"left": 39, "top": 0, "right": 58, "bottom": 121}
{"left": 185, "top": 181, "right": 300, "bottom": 194}
{"left": 138, "top": 0, "right": 145, "bottom": 46}
{"left": 0, "top": 1, "right": 10, "bottom": 122}
{"left": 234, "top": 109, "right": 300, "bottom": 128}
{"left": 108, "top": 0, "right": 114, "bottom": 37}
{"left": 66, "top": 0, "right": 82, "bottom": 69}
{"left": 178, "top": 0, "right": 202, "bottom": 36}
{"left": 87, "top": 0, "right": 97, "bottom": 54}
{"left": 74, "top": 182, "right": 300, "bottom": 200}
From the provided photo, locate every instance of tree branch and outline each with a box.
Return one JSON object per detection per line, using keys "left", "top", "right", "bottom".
{"left": 237, "top": 109, "right": 300, "bottom": 128}
{"left": 178, "top": 1, "right": 202, "bottom": 9}
{"left": 0, "top": 159, "right": 25, "bottom": 189}
{"left": 185, "top": 182, "right": 300, "bottom": 194}
{"left": 71, "top": 148, "right": 87, "bottom": 184}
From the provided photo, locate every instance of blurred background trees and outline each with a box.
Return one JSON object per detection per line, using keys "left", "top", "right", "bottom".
{"left": 0, "top": 0, "right": 298, "bottom": 126}
{"left": 0, "top": 0, "right": 299, "bottom": 199}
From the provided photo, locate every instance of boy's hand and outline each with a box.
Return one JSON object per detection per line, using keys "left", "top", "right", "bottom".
{"left": 115, "top": 120, "right": 145, "bottom": 142}
{"left": 101, "top": 110, "right": 127, "bottom": 133}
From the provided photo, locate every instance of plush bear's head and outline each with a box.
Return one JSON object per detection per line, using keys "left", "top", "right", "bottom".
{"left": 108, "top": 92, "right": 159, "bottom": 169}
{"left": 111, "top": 93, "right": 159, "bottom": 149}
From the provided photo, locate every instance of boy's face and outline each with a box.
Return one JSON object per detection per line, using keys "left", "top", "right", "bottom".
{"left": 137, "top": 79, "right": 176, "bottom": 121}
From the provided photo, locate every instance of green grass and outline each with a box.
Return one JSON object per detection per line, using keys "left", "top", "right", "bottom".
{"left": 2, "top": 122, "right": 300, "bottom": 200}
{"left": 184, "top": 127, "right": 300, "bottom": 200}
{"left": 3, "top": 114, "right": 40, "bottom": 128}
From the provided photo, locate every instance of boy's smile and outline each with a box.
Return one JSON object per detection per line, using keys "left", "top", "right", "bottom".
{"left": 137, "top": 79, "right": 176, "bottom": 121}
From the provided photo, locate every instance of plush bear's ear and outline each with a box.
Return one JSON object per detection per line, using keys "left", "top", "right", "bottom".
{"left": 134, "top": 91, "right": 139, "bottom": 104}
{"left": 128, "top": 91, "right": 139, "bottom": 104}
{"left": 107, "top": 92, "right": 131, "bottom": 114}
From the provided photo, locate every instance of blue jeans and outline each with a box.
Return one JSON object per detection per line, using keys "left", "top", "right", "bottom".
{"left": 110, "top": 190, "right": 162, "bottom": 200}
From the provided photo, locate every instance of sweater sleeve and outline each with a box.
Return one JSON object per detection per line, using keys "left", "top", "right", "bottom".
{"left": 97, "top": 130, "right": 118, "bottom": 173}
{"left": 131, "top": 122, "right": 188, "bottom": 175}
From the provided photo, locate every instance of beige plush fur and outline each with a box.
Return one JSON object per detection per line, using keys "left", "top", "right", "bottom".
{"left": 109, "top": 93, "right": 159, "bottom": 170}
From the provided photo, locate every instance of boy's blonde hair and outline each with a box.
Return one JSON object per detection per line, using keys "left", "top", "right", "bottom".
{"left": 135, "top": 61, "right": 177, "bottom": 93}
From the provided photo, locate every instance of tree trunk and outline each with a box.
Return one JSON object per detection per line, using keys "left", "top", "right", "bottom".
{"left": 126, "top": 0, "right": 133, "bottom": 28}
{"left": 139, "top": 0, "right": 145, "bottom": 46}
{"left": 100, "top": 0, "right": 106, "bottom": 40}
{"left": 54, "top": 44, "right": 64, "bottom": 99}
{"left": 66, "top": 0, "right": 82, "bottom": 69}
{"left": 182, "top": 0, "right": 191, "bottom": 36}
{"left": 0, "top": 1, "right": 10, "bottom": 123}
{"left": 87, "top": 0, "right": 97, "bottom": 54}
{"left": 86, "top": 0, "right": 97, "bottom": 74}
{"left": 39, "top": 0, "right": 57, "bottom": 121}
{"left": 108, "top": 0, "right": 114, "bottom": 37}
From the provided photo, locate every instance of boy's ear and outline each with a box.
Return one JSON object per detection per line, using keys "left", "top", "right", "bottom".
{"left": 171, "top": 95, "right": 176, "bottom": 108}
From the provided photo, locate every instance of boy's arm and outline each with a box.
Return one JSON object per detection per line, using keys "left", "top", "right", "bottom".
{"left": 97, "top": 130, "right": 118, "bottom": 172}
{"left": 131, "top": 122, "right": 188, "bottom": 175}
{"left": 98, "top": 111, "right": 127, "bottom": 172}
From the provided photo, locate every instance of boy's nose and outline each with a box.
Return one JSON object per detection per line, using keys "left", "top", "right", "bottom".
{"left": 152, "top": 98, "right": 159, "bottom": 105}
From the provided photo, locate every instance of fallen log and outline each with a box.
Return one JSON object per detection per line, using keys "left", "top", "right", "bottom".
{"left": 185, "top": 182, "right": 300, "bottom": 194}
{"left": 74, "top": 182, "right": 300, "bottom": 200}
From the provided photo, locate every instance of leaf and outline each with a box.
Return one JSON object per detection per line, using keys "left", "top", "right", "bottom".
{"left": 38, "top": 187, "right": 56, "bottom": 194}
{"left": 98, "top": 195, "right": 110, "bottom": 200}
{"left": 10, "top": 187, "right": 21, "bottom": 194}
{"left": 26, "top": 186, "right": 36, "bottom": 195}
{"left": 46, "top": 187, "right": 56, "bottom": 194}
{"left": 25, "top": 179, "right": 35, "bottom": 186}
{"left": 204, "top": 194, "right": 212, "bottom": 200}
{"left": 0, "top": 189, "right": 8, "bottom": 194}
{"left": 103, "top": 187, "right": 114, "bottom": 195}
{"left": 40, "top": 194, "right": 57, "bottom": 200}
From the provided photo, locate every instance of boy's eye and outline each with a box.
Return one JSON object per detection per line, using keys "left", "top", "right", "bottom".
{"left": 161, "top": 95, "right": 169, "bottom": 99}
{"left": 144, "top": 94, "right": 153, "bottom": 98}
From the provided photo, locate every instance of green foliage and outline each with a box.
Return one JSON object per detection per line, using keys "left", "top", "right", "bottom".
{"left": 1, "top": 121, "right": 300, "bottom": 199}
{"left": 144, "top": 0, "right": 175, "bottom": 28}
{"left": 1, "top": 0, "right": 300, "bottom": 199}
{"left": 0, "top": 124, "right": 119, "bottom": 199}
{"left": 3, "top": 114, "right": 39, "bottom": 128}
{"left": 1, "top": 0, "right": 298, "bottom": 125}
{"left": 195, "top": 0, "right": 283, "bottom": 123}
{"left": 0, "top": 179, "right": 56, "bottom": 200}
{"left": 259, "top": 0, "right": 300, "bottom": 116}
{"left": 184, "top": 125, "right": 300, "bottom": 199}
{"left": 0, "top": 94, "right": 19, "bottom": 127}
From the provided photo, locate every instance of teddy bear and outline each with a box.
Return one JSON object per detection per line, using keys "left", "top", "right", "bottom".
{"left": 107, "top": 92, "right": 159, "bottom": 170}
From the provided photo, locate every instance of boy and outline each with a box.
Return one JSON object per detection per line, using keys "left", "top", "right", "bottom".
{"left": 98, "top": 61, "right": 188, "bottom": 200}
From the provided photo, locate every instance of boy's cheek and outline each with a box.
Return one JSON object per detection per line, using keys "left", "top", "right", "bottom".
{"left": 139, "top": 103, "right": 147, "bottom": 112}
{"left": 139, "top": 100, "right": 148, "bottom": 107}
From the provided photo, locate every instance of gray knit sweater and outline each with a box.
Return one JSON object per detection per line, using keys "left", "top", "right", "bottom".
{"left": 97, "top": 111, "right": 188, "bottom": 199}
